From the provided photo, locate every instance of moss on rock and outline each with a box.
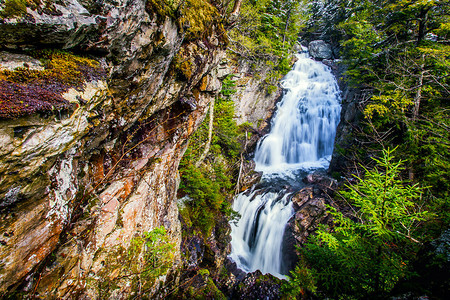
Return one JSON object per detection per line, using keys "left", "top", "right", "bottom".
{"left": 146, "top": 0, "right": 226, "bottom": 42}
{"left": 0, "top": 50, "right": 106, "bottom": 119}
{"left": 0, "top": 0, "right": 28, "bottom": 18}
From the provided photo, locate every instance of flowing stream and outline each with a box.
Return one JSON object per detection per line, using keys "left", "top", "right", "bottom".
{"left": 229, "top": 50, "right": 341, "bottom": 278}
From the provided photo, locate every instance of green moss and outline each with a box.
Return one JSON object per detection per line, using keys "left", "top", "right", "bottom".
{"left": 146, "top": 0, "right": 226, "bottom": 42}
{"left": 0, "top": 0, "right": 50, "bottom": 18}
{"left": 180, "top": 0, "right": 220, "bottom": 41}
{"left": 0, "top": 0, "right": 27, "bottom": 18}
{"left": 178, "top": 206, "right": 193, "bottom": 228}
{"left": 172, "top": 48, "right": 195, "bottom": 81}
{"left": 146, "top": 0, "right": 178, "bottom": 19}
{"left": 183, "top": 275, "right": 226, "bottom": 300}
{"left": 198, "top": 268, "right": 210, "bottom": 277}
{"left": 266, "top": 84, "right": 277, "bottom": 94}
{"left": 0, "top": 49, "right": 103, "bottom": 86}
{"left": 179, "top": 59, "right": 193, "bottom": 80}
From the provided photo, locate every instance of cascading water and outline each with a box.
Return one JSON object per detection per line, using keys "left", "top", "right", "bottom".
{"left": 229, "top": 50, "right": 341, "bottom": 278}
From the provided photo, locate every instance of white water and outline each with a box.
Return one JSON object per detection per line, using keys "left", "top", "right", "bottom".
{"left": 229, "top": 51, "right": 341, "bottom": 278}
{"left": 255, "top": 52, "right": 341, "bottom": 173}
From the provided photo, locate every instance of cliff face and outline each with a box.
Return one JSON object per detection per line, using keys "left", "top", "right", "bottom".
{"left": 229, "top": 58, "right": 282, "bottom": 131}
{"left": 0, "top": 0, "right": 227, "bottom": 297}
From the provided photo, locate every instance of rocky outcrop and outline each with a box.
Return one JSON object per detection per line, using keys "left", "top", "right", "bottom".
{"left": 325, "top": 60, "right": 367, "bottom": 175}
{"left": 284, "top": 171, "right": 339, "bottom": 261}
{"left": 0, "top": 0, "right": 228, "bottom": 298}
{"left": 217, "top": 261, "right": 282, "bottom": 300}
{"left": 308, "top": 40, "right": 333, "bottom": 60}
{"left": 227, "top": 58, "right": 282, "bottom": 137}
{"left": 236, "top": 160, "right": 262, "bottom": 193}
{"left": 230, "top": 270, "right": 282, "bottom": 300}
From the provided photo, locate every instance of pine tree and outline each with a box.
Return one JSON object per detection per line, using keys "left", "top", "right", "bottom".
{"left": 285, "top": 148, "right": 430, "bottom": 298}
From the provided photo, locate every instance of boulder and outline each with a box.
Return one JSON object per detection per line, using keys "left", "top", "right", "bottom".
{"left": 308, "top": 40, "right": 333, "bottom": 60}
{"left": 287, "top": 172, "right": 339, "bottom": 247}
{"left": 238, "top": 160, "right": 262, "bottom": 192}
{"left": 231, "top": 270, "right": 282, "bottom": 300}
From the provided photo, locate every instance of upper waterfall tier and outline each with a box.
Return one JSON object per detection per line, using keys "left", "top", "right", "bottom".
{"left": 254, "top": 53, "right": 341, "bottom": 173}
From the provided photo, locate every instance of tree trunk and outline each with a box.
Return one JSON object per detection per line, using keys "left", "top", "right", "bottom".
{"left": 413, "top": 54, "right": 425, "bottom": 120}
{"left": 235, "top": 130, "right": 248, "bottom": 194}
{"left": 282, "top": 8, "right": 292, "bottom": 45}
{"left": 417, "top": 7, "right": 430, "bottom": 46}
{"left": 195, "top": 99, "right": 215, "bottom": 167}
{"left": 231, "top": 0, "right": 242, "bottom": 17}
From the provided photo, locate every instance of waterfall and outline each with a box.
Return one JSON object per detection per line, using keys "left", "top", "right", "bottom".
{"left": 229, "top": 50, "right": 341, "bottom": 278}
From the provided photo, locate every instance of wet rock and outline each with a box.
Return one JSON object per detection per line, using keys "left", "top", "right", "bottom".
{"left": 308, "top": 40, "right": 333, "bottom": 60}
{"left": 291, "top": 196, "right": 331, "bottom": 246}
{"left": 302, "top": 170, "right": 338, "bottom": 193}
{"left": 281, "top": 219, "right": 299, "bottom": 274}
{"left": 205, "top": 217, "right": 232, "bottom": 271}
{"left": 238, "top": 160, "right": 262, "bottom": 192}
{"left": 326, "top": 59, "right": 365, "bottom": 176}
{"left": 1, "top": 186, "right": 21, "bottom": 208}
{"left": 217, "top": 260, "right": 283, "bottom": 300}
{"left": 181, "top": 214, "right": 231, "bottom": 277}
{"left": 184, "top": 234, "right": 205, "bottom": 269}
{"left": 287, "top": 173, "right": 339, "bottom": 247}
{"left": 0, "top": 0, "right": 100, "bottom": 50}
{"left": 231, "top": 270, "right": 282, "bottom": 300}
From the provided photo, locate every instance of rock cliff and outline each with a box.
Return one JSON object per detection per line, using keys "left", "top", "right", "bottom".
{"left": 0, "top": 0, "right": 229, "bottom": 298}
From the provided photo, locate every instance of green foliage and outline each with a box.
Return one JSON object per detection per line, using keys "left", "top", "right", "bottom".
{"left": 228, "top": 0, "right": 303, "bottom": 85}
{"left": 331, "top": 0, "right": 450, "bottom": 234}
{"left": 301, "top": 0, "right": 348, "bottom": 43}
{"left": 286, "top": 148, "right": 430, "bottom": 298}
{"left": 128, "top": 227, "right": 176, "bottom": 281}
{"left": 178, "top": 75, "right": 242, "bottom": 236}
{"left": 282, "top": 263, "right": 317, "bottom": 298}
{"left": 95, "top": 226, "right": 175, "bottom": 298}
{"left": 232, "top": 0, "right": 304, "bottom": 56}
{"left": 296, "top": 1, "right": 449, "bottom": 298}
{"left": 178, "top": 161, "right": 231, "bottom": 236}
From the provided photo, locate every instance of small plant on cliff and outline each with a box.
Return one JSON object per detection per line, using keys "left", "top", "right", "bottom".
{"left": 284, "top": 148, "right": 430, "bottom": 298}
{"left": 96, "top": 226, "right": 175, "bottom": 297}
{"left": 129, "top": 227, "right": 176, "bottom": 282}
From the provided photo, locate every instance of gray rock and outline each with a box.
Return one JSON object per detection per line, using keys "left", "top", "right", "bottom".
{"left": 308, "top": 40, "right": 333, "bottom": 60}
{"left": 0, "top": 0, "right": 100, "bottom": 49}
{"left": 0, "top": 52, "right": 43, "bottom": 71}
